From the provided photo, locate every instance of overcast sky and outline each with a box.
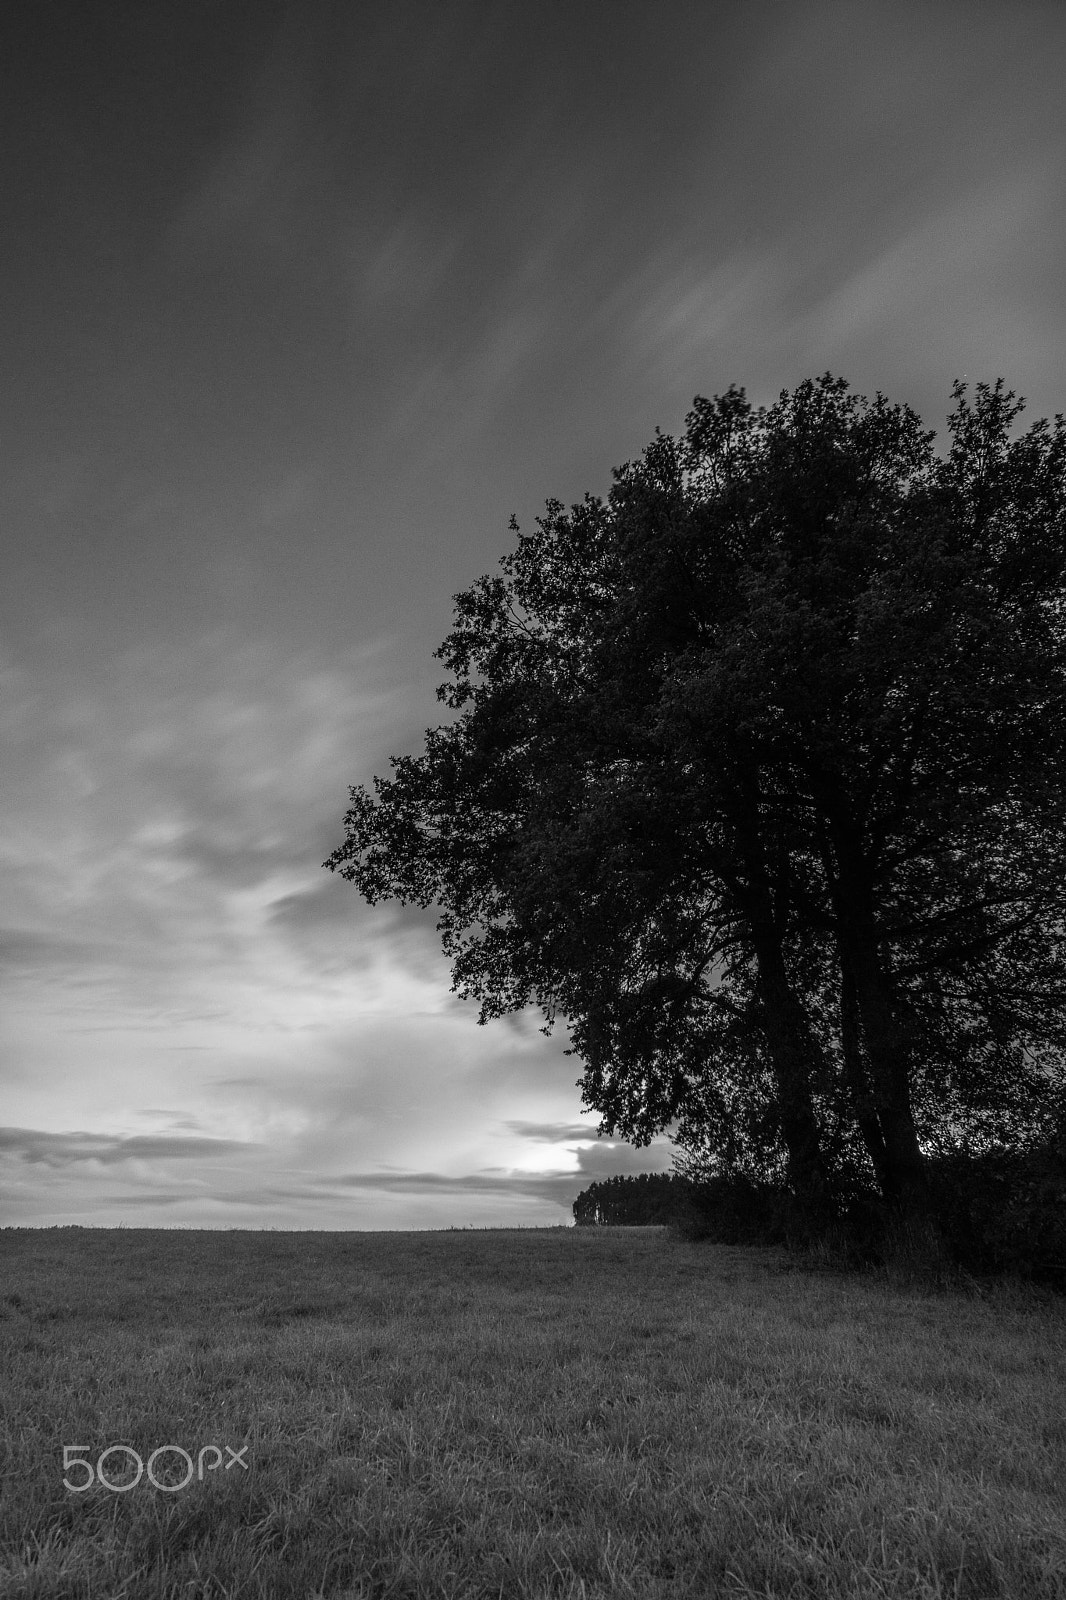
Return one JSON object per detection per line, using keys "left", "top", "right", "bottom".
{"left": 2, "top": 0, "right": 1064, "bottom": 1229}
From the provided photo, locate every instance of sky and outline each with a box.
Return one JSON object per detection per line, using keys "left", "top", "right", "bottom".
{"left": 2, "top": 0, "right": 1064, "bottom": 1229}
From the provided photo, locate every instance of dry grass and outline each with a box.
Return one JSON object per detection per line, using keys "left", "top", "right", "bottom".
{"left": 1, "top": 1226, "right": 1064, "bottom": 1598}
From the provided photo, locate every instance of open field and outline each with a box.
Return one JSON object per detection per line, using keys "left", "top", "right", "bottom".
{"left": 1, "top": 1227, "right": 1064, "bottom": 1599}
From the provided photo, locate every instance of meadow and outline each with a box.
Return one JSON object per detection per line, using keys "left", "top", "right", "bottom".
{"left": 1, "top": 1226, "right": 1063, "bottom": 1600}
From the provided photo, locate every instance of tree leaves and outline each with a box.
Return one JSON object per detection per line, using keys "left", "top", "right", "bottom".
{"left": 325, "top": 375, "right": 1066, "bottom": 1223}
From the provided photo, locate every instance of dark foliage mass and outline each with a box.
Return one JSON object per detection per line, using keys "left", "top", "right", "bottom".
{"left": 572, "top": 1172, "right": 697, "bottom": 1226}
{"left": 327, "top": 374, "right": 1066, "bottom": 1277}
{"left": 574, "top": 1150, "right": 1066, "bottom": 1285}
{"left": 572, "top": 1171, "right": 799, "bottom": 1245}
{"left": 925, "top": 1133, "right": 1066, "bottom": 1282}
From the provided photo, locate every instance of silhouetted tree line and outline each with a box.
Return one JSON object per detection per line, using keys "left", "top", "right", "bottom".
{"left": 328, "top": 375, "right": 1066, "bottom": 1282}
{"left": 573, "top": 1148, "right": 1066, "bottom": 1284}
{"left": 572, "top": 1172, "right": 697, "bottom": 1226}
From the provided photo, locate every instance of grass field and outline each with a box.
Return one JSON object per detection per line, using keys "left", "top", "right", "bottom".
{"left": 1, "top": 1227, "right": 1064, "bottom": 1599}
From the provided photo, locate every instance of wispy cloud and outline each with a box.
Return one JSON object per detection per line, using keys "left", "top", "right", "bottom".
{"left": 0, "top": 1127, "right": 257, "bottom": 1167}
{"left": 1, "top": 630, "right": 409, "bottom": 988}
{"left": 790, "top": 155, "right": 1066, "bottom": 389}
{"left": 503, "top": 1120, "right": 606, "bottom": 1145}
{"left": 0, "top": 625, "right": 656, "bottom": 1226}
{"left": 327, "top": 1168, "right": 584, "bottom": 1203}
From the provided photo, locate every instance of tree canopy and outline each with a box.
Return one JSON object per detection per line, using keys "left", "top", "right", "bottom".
{"left": 325, "top": 375, "right": 1066, "bottom": 1243}
{"left": 572, "top": 1173, "right": 696, "bottom": 1228}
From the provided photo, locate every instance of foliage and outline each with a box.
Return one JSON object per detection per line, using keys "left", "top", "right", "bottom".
{"left": 326, "top": 374, "right": 1066, "bottom": 1255}
{"left": 571, "top": 1171, "right": 696, "bottom": 1226}
{"left": 667, "top": 1174, "right": 798, "bottom": 1247}
{"left": 925, "top": 1121, "right": 1066, "bottom": 1284}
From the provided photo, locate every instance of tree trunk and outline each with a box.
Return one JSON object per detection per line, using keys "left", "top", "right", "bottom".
{"left": 836, "top": 918, "right": 949, "bottom": 1273}
{"left": 728, "top": 771, "right": 833, "bottom": 1222}
{"left": 819, "top": 819, "right": 931, "bottom": 1212}
{"left": 844, "top": 936, "right": 931, "bottom": 1213}
{"left": 751, "top": 936, "right": 834, "bottom": 1219}
{"left": 818, "top": 814, "right": 947, "bottom": 1272}
{"left": 838, "top": 954, "right": 894, "bottom": 1197}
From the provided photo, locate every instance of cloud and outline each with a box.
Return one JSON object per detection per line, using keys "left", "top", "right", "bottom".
{"left": 0, "top": 630, "right": 415, "bottom": 1012}
{"left": 606, "top": 248, "right": 785, "bottom": 387}
{"left": 0, "top": 928, "right": 115, "bottom": 976}
{"left": 358, "top": 210, "right": 465, "bottom": 311}
{"left": 0, "top": 1127, "right": 257, "bottom": 1168}
{"left": 167, "top": 11, "right": 334, "bottom": 272}
{"left": 502, "top": 1119, "right": 607, "bottom": 1144}
{"left": 267, "top": 877, "right": 446, "bottom": 983}
{"left": 312, "top": 1130, "right": 675, "bottom": 1206}
{"left": 569, "top": 1138, "right": 671, "bottom": 1183}
{"left": 793, "top": 156, "right": 1066, "bottom": 371}
{"left": 324, "top": 1167, "right": 588, "bottom": 1207}
{"left": 132, "top": 1113, "right": 205, "bottom": 1129}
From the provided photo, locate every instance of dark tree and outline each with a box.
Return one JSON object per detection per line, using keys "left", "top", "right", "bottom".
{"left": 572, "top": 1172, "right": 695, "bottom": 1226}
{"left": 325, "top": 376, "right": 1066, "bottom": 1254}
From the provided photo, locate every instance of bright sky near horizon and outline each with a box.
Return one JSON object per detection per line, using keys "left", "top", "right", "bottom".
{"left": 2, "top": 0, "right": 1065, "bottom": 1228}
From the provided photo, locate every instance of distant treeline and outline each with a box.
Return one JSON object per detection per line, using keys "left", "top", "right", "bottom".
{"left": 573, "top": 1173, "right": 695, "bottom": 1227}
{"left": 573, "top": 1149, "right": 1066, "bottom": 1286}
